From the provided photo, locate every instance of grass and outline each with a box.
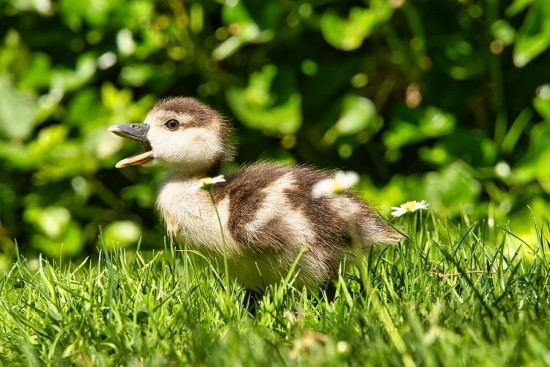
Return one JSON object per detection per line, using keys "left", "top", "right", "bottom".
{"left": 0, "top": 213, "right": 549, "bottom": 366}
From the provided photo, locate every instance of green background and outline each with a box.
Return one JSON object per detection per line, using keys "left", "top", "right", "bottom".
{"left": 1, "top": 0, "right": 549, "bottom": 267}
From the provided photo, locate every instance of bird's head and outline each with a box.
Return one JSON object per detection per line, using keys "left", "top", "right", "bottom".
{"left": 108, "top": 97, "right": 235, "bottom": 177}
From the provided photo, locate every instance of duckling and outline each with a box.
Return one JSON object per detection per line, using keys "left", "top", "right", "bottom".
{"left": 108, "top": 97, "right": 402, "bottom": 291}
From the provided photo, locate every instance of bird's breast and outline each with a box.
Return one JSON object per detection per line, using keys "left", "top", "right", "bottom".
{"left": 156, "top": 179, "right": 233, "bottom": 254}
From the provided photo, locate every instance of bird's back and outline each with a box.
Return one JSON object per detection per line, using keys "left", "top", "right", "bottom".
{"left": 213, "top": 163, "right": 400, "bottom": 248}
{"left": 205, "top": 163, "right": 400, "bottom": 288}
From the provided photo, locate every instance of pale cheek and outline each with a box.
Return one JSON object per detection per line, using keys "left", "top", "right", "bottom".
{"left": 150, "top": 132, "right": 183, "bottom": 160}
{"left": 189, "top": 137, "right": 221, "bottom": 159}
{"left": 150, "top": 129, "right": 221, "bottom": 164}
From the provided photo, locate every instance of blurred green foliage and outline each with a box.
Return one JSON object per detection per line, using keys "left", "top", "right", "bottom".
{"left": 0, "top": 0, "right": 549, "bottom": 266}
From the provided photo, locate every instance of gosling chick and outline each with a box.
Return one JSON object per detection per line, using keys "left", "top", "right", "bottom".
{"left": 109, "top": 97, "right": 402, "bottom": 290}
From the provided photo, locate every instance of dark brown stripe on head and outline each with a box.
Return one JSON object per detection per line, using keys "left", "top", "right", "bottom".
{"left": 153, "top": 97, "right": 217, "bottom": 127}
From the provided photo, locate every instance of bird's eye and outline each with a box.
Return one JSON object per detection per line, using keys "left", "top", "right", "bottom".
{"left": 164, "top": 119, "right": 179, "bottom": 131}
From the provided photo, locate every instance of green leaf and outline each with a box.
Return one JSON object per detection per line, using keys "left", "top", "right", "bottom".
{"left": 335, "top": 94, "right": 380, "bottom": 136}
{"left": 422, "top": 107, "right": 456, "bottom": 136}
{"left": 32, "top": 224, "right": 83, "bottom": 257}
{"left": 22, "top": 205, "right": 84, "bottom": 257}
{"left": 425, "top": 130, "right": 497, "bottom": 167}
{"left": 24, "top": 206, "right": 71, "bottom": 239}
{"left": 513, "top": 0, "right": 550, "bottom": 67}
{"left": 19, "top": 53, "right": 52, "bottom": 90}
{"left": 222, "top": 0, "right": 256, "bottom": 26}
{"left": 59, "top": 0, "right": 114, "bottom": 29}
{"left": 103, "top": 221, "right": 141, "bottom": 249}
{"left": 213, "top": 0, "right": 274, "bottom": 60}
{"left": 226, "top": 65, "right": 302, "bottom": 135}
{"left": 321, "top": 3, "right": 392, "bottom": 51}
{"left": 533, "top": 84, "right": 550, "bottom": 121}
{"left": 101, "top": 82, "right": 133, "bottom": 112}
{"left": 514, "top": 123, "right": 550, "bottom": 192}
{"left": 505, "top": 0, "right": 536, "bottom": 17}
{"left": 0, "top": 74, "right": 37, "bottom": 141}
{"left": 384, "top": 106, "right": 456, "bottom": 150}
{"left": 423, "top": 162, "right": 482, "bottom": 217}
{"left": 491, "top": 20, "right": 516, "bottom": 46}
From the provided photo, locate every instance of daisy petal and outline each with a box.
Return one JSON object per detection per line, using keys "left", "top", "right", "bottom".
{"left": 311, "top": 171, "right": 359, "bottom": 198}
{"left": 391, "top": 200, "right": 429, "bottom": 217}
{"left": 198, "top": 175, "right": 226, "bottom": 190}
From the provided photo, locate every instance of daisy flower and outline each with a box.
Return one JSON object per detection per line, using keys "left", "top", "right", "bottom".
{"left": 198, "top": 175, "right": 226, "bottom": 190}
{"left": 312, "top": 171, "right": 359, "bottom": 198}
{"left": 391, "top": 200, "right": 429, "bottom": 217}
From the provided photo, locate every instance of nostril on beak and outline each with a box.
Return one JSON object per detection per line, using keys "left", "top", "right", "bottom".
{"left": 132, "top": 124, "right": 139, "bottom": 129}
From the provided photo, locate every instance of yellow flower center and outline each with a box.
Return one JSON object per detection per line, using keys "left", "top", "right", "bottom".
{"left": 403, "top": 201, "right": 416, "bottom": 212}
{"left": 333, "top": 182, "right": 345, "bottom": 194}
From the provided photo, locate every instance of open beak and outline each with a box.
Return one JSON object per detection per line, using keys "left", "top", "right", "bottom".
{"left": 108, "top": 123, "right": 154, "bottom": 168}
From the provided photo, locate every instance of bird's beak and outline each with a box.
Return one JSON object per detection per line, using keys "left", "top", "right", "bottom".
{"left": 108, "top": 123, "right": 154, "bottom": 168}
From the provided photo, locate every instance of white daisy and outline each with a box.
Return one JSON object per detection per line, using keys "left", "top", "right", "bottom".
{"left": 198, "top": 175, "right": 226, "bottom": 190}
{"left": 311, "top": 171, "right": 359, "bottom": 198}
{"left": 391, "top": 200, "right": 429, "bottom": 217}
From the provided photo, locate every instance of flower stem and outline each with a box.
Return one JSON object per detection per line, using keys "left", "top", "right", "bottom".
{"left": 207, "top": 189, "right": 230, "bottom": 295}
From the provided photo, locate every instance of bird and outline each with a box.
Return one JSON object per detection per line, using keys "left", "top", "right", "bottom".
{"left": 108, "top": 97, "right": 402, "bottom": 291}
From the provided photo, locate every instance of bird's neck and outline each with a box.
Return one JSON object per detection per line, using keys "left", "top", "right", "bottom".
{"left": 167, "top": 165, "right": 221, "bottom": 181}
{"left": 165, "top": 158, "right": 223, "bottom": 181}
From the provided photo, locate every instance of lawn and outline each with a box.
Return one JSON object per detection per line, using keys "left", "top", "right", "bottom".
{"left": 1, "top": 213, "right": 548, "bottom": 366}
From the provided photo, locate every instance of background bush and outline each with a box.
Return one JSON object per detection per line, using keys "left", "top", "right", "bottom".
{"left": 0, "top": 0, "right": 549, "bottom": 266}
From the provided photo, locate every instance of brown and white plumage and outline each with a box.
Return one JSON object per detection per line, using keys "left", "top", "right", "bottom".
{"left": 109, "top": 97, "right": 402, "bottom": 290}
